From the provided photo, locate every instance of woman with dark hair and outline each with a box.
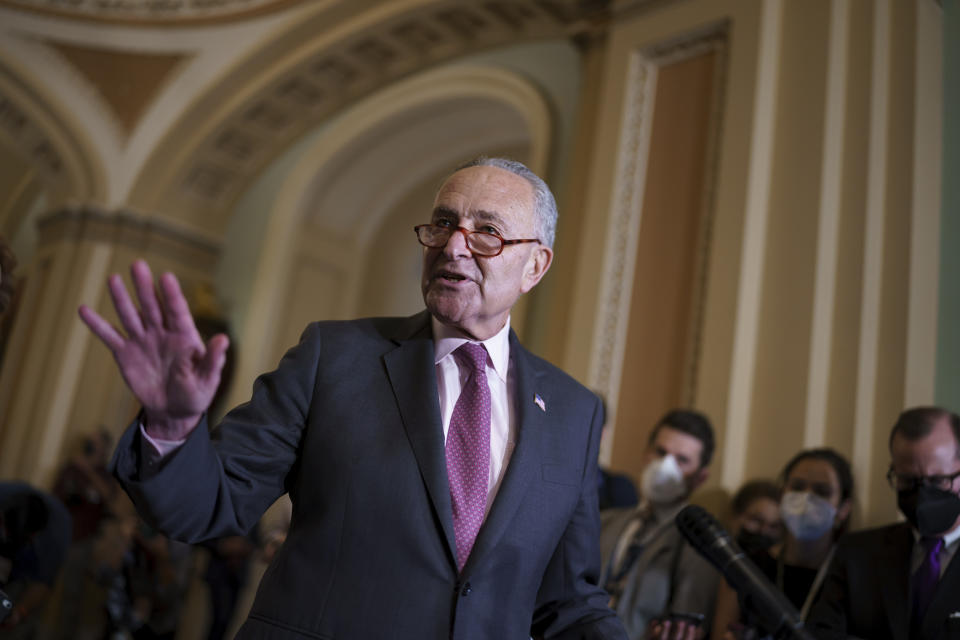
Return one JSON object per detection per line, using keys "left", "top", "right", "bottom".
{"left": 711, "top": 448, "right": 854, "bottom": 639}
{"left": 729, "top": 479, "right": 783, "bottom": 555}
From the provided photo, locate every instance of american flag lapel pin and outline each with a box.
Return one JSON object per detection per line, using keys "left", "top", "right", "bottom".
{"left": 534, "top": 393, "right": 546, "bottom": 412}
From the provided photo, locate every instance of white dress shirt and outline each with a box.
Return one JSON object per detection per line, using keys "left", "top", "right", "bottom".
{"left": 432, "top": 316, "right": 516, "bottom": 516}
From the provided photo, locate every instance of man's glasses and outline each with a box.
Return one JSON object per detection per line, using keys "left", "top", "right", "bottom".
{"left": 886, "top": 468, "right": 960, "bottom": 492}
{"left": 414, "top": 224, "right": 540, "bottom": 258}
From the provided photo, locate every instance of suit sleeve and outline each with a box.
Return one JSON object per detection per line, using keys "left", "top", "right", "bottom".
{"left": 110, "top": 323, "right": 324, "bottom": 543}
{"left": 806, "top": 541, "right": 865, "bottom": 640}
{"left": 530, "top": 394, "right": 628, "bottom": 640}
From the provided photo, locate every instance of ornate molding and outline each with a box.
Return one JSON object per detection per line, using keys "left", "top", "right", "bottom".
{"left": 0, "top": 88, "right": 67, "bottom": 186}
{"left": 0, "top": 46, "right": 110, "bottom": 201}
{"left": 139, "top": 0, "right": 614, "bottom": 211}
{"left": 589, "top": 25, "right": 728, "bottom": 432}
{"left": 0, "top": 0, "right": 308, "bottom": 25}
{"left": 681, "top": 30, "right": 728, "bottom": 408}
{"left": 587, "top": 48, "right": 653, "bottom": 412}
{"left": 36, "top": 205, "right": 221, "bottom": 271}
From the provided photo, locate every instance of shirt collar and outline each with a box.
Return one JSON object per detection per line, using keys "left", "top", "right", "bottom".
{"left": 946, "top": 525, "right": 960, "bottom": 549}
{"left": 431, "top": 316, "right": 511, "bottom": 383}
{"left": 911, "top": 521, "right": 960, "bottom": 548}
{"left": 635, "top": 498, "right": 687, "bottom": 525}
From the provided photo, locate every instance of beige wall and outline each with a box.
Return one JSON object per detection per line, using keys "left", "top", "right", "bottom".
{"left": 610, "top": 48, "right": 720, "bottom": 474}
{"left": 559, "top": 0, "right": 942, "bottom": 528}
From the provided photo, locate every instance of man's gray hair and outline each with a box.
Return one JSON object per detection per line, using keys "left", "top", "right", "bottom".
{"left": 454, "top": 157, "right": 558, "bottom": 249}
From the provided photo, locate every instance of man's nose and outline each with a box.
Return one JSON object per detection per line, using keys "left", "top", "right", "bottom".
{"left": 443, "top": 228, "right": 472, "bottom": 258}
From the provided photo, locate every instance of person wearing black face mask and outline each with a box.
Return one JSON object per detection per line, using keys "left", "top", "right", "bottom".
{"left": 807, "top": 406, "right": 960, "bottom": 640}
{"left": 729, "top": 480, "right": 783, "bottom": 555}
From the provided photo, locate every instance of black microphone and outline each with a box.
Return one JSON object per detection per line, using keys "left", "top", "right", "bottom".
{"left": 675, "top": 504, "right": 816, "bottom": 640}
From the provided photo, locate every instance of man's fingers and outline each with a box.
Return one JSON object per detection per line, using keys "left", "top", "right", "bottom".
{"left": 78, "top": 305, "right": 126, "bottom": 351}
{"left": 108, "top": 273, "right": 145, "bottom": 337}
{"left": 131, "top": 260, "right": 163, "bottom": 328}
{"left": 158, "top": 272, "right": 200, "bottom": 338}
{"left": 656, "top": 620, "right": 671, "bottom": 640}
{"left": 199, "top": 333, "right": 230, "bottom": 381}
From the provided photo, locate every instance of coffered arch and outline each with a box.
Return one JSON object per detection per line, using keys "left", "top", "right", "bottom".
{"left": 0, "top": 0, "right": 309, "bottom": 25}
{"left": 124, "top": 0, "right": 604, "bottom": 239}
{"left": 0, "top": 39, "right": 107, "bottom": 225}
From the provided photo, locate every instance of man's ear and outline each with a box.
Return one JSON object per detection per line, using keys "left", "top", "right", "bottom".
{"left": 691, "top": 466, "right": 710, "bottom": 490}
{"left": 520, "top": 245, "right": 553, "bottom": 293}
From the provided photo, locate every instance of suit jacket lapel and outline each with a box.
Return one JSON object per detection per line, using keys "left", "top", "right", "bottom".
{"left": 880, "top": 524, "right": 914, "bottom": 640}
{"left": 462, "top": 332, "right": 544, "bottom": 575}
{"left": 383, "top": 312, "right": 457, "bottom": 566}
{"left": 921, "top": 539, "right": 960, "bottom": 640}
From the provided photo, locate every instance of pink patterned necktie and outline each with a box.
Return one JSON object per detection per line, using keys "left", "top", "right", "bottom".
{"left": 446, "top": 342, "right": 491, "bottom": 571}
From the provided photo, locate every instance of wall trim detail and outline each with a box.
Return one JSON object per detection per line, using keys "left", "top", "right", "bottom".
{"left": 720, "top": 0, "right": 783, "bottom": 489}
{"left": 804, "top": 0, "right": 851, "bottom": 447}
{"left": 852, "top": 0, "right": 891, "bottom": 521}
{"left": 590, "top": 27, "right": 728, "bottom": 466}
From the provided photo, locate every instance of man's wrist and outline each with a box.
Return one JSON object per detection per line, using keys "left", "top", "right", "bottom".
{"left": 142, "top": 411, "right": 201, "bottom": 440}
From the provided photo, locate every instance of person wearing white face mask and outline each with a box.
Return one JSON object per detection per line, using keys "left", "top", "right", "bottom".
{"left": 711, "top": 448, "right": 853, "bottom": 640}
{"left": 598, "top": 410, "right": 719, "bottom": 640}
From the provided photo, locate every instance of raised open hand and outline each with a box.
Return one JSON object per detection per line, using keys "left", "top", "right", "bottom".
{"left": 78, "top": 260, "right": 229, "bottom": 440}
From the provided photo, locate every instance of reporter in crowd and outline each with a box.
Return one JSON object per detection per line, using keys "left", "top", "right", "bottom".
{"left": 711, "top": 449, "right": 853, "bottom": 639}
{"left": 728, "top": 480, "right": 783, "bottom": 556}
{"left": 807, "top": 407, "right": 960, "bottom": 640}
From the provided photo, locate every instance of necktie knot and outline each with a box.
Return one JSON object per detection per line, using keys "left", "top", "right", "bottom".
{"left": 920, "top": 538, "right": 943, "bottom": 553}
{"left": 456, "top": 342, "right": 488, "bottom": 375}
{"left": 922, "top": 536, "right": 945, "bottom": 555}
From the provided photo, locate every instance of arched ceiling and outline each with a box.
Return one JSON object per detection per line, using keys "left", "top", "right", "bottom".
{"left": 0, "top": 1, "right": 624, "bottom": 224}
{"left": 126, "top": 0, "right": 617, "bottom": 223}
{"left": 0, "top": 0, "right": 682, "bottom": 243}
{"left": 0, "top": 55, "right": 104, "bottom": 202}
{"left": 0, "top": 0, "right": 310, "bottom": 25}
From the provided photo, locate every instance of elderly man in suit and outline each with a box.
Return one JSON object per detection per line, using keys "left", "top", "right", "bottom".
{"left": 599, "top": 410, "right": 719, "bottom": 639}
{"left": 807, "top": 406, "right": 960, "bottom": 640}
{"left": 79, "top": 158, "right": 627, "bottom": 640}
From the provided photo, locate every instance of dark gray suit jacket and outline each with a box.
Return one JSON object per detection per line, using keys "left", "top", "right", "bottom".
{"left": 112, "top": 312, "right": 626, "bottom": 640}
{"left": 598, "top": 506, "right": 719, "bottom": 638}
{"left": 807, "top": 522, "right": 960, "bottom": 640}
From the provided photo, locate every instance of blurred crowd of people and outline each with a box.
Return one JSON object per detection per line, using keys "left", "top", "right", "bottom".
{"left": 596, "top": 406, "right": 960, "bottom": 640}
{"left": 0, "top": 429, "right": 290, "bottom": 640}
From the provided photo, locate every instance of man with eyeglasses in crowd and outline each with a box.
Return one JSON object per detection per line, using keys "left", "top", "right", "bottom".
{"left": 808, "top": 406, "right": 960, "bottom": 640}
{"left": 79, "top": 157, "right": 628, "bottom": 639}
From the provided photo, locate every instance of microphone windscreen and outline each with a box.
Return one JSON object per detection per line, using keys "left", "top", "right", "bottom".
{"left": 675, "top": 504, "right": 741, "bottom": 570}
{"left": 675, "top": 504, "right": 725, "bottom": 546}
